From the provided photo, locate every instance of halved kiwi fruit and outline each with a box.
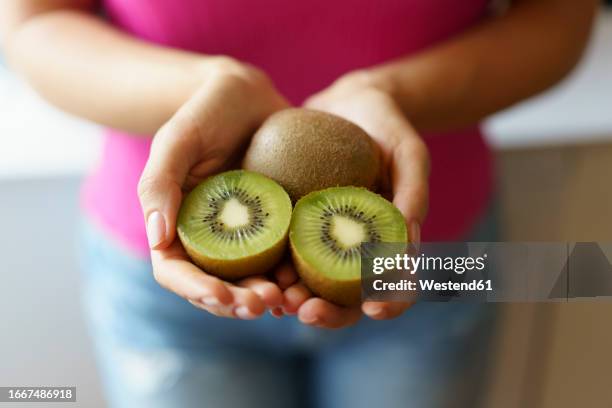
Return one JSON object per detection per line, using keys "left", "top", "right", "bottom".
{"left": 177, "top": 170, "right": 292, "bottom": 280}
{"left": 290, "top": 187, "right": 408, "bottom": 306}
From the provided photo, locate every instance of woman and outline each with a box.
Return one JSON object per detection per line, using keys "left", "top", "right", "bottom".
{"left": 1, "top": 1, "right": 596, "bottom": 407}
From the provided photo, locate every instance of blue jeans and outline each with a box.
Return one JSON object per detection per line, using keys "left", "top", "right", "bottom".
{"left": 79, "top": 208, "right": 498, "bottom": 408}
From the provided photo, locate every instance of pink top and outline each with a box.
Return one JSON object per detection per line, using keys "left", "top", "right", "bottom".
{"left": 83, "top": 0, "right": 493, "bottom": 257}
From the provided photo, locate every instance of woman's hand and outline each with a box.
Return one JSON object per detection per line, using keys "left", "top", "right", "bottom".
{"left": 138, "top": 58, "right": 290, "bottom": 319}
{"left": 278, "top": 71, "right": 430, "bottom": 329}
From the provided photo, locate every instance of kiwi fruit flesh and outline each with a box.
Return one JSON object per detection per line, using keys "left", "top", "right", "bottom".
{"left": 177, "top": 170, "right": 292, "bottom": 280}
{"left": 290, "top": 187, "right": 407, "bottom": 306}
{"left": 243, "top": 108, "right": 380, "bottom": 201}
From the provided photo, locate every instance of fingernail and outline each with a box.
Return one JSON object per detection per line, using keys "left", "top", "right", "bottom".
{"left": 202, "top": 297, "right": 219, "bottom": 307}
{"left": 146, "top": 211, "right": 166, "bottom": 249}
{"left": 270, "top": 307, "right": 283, "bottom": 318}
{"left": 235, "top": 306, "right": 257, "bottom": 320}
{"left": 300, "top": 315, "right": 320, "bottom": 325}
{"left": 410, "top": 221, "right": 421, "bottom": 253}
{"left": 364, "top": 304, "right": 384, "bottom": 318}
{"left": 281, "top": 306, "right": 295, "bottom": 315}
{"left": 216, "top": 304, "right": 235, "bottom": 315}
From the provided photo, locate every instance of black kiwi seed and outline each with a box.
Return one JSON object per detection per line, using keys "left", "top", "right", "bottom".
{"left": 199, "top": 187, "right": 269, "bottom": 241}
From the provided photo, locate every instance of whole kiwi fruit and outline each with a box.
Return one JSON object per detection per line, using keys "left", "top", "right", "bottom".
{"left": 243, "top": 108, "right": 380, "bottom": 201}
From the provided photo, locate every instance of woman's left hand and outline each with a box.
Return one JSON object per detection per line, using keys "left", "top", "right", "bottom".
{"left": 277, "top": 71, "right": 430, "bottom": 329}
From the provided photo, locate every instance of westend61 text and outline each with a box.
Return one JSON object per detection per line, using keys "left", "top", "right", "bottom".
{"left": 372, "top": 279, "right": 493, "bottom": 292}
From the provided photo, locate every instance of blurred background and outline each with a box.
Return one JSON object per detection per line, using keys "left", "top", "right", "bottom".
{"left": 1, "top": 4, "right": 611, "bottom": 408}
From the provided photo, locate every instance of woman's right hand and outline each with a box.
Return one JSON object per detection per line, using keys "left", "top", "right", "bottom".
{"left": 138, "top": 57, "right": 290, "bottom": 319}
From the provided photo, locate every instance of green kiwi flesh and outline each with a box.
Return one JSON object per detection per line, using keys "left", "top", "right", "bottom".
{"left": 177, "top": 170, "right": 292, "bottom": 280}
{"left": 290, "top": 187, "right": 407, "bottom": 306}
{"left": 243, "top": 108, "right": 380, "bottom": 201}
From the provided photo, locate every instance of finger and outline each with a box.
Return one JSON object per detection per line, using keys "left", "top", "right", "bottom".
{"left": 151, "top": 241, "right": 233, "bottom": 305}
{"left": 362, "top": 301, "right": 415, "bottom": 320}
{"left": 274, "top": 261, "right": 299, "bottom": 290}
{"left": 392, "top": 136, "right": 430, "bottom": 247}
{"left": 138, "top": 114, "right": 201, "bottom": 250}
{"left": 282, "top": 282, "right": 312, "bottom": 314}
{"left": 189, "top": 300, "right": 236, "bottom": 318}
{"left": 238, "top": 276, "right": 283, "bottom": 307}
{"left": 270, "top": 307, "right": 284, "bottom": 318}
{"left": 297, "top": 298, "right": 362, "bottom": 329}
{"left": 228, "top": 286, "right": 266, "bottom": 320}
{"left": 138, "top": 81, "right": 244, "bottom": 250}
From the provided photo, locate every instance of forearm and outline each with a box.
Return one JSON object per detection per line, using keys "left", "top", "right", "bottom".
{"left": 368, "top": 0, "right": 598, "bottom": 132}
{"left": 3, "top": 10, "right": 213, "bottom": 135}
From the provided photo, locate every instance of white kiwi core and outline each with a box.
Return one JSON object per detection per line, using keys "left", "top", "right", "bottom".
{"left": 331, "top": 215, "right": 366, "bottom": 249}
{"left": 219, "top": 198, "right": 250, "bottom": 228}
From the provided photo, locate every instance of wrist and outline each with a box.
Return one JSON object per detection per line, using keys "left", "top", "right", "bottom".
{"left": 355, "top": 66, "right": 423, "bottom": 130}
{"left": 338, "top": 68, "right": 398, "bottom": 98}
{"left": 193, "top": 55, "right": 288, "bottom": 116}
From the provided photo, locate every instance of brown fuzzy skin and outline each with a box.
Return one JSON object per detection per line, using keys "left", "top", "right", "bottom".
{"left": 243, "top": 108, "right": 380, "bottom": 201}
{"left": 290, "top": 238, "right": 361, "bottom": 307}
{"left": 180, "top": 231, "right": 288, "bottom": 281}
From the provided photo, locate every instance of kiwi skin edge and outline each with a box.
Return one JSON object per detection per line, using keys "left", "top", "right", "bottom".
{"left": 290, "top": 239, "right": 362, "bottom": 307}
{"left": 180, "top": 229, "right": 288, "bottom": 282}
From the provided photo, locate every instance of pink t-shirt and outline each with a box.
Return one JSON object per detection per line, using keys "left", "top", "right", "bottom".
{"left": 83, "top": 0, "right": 493, "bottom": 257}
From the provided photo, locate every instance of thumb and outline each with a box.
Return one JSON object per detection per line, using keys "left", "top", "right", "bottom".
{"left": 392, "top": 136, "right": 430, "bottom": 248}
{"left": 138, "top": 118, "right": 196, "bottom": 250}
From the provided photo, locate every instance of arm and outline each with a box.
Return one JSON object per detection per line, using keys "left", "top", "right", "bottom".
{"left": 298, "top": 0, "right": 598, "bottom": 328}
{"left": 366, "top": 0, "right": 599, "bottom": 132}
{"left": 2, "top": 1, "right": 292, "bottom": 319}
{"left": 0, "top": 0, "right": 238, "bottom": 135}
